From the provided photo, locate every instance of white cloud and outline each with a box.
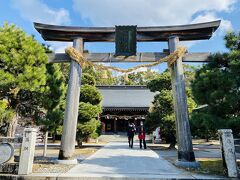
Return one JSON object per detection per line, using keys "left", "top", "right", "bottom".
{"left": 10, "top": 0, "right": 70, "bottom": 25}
{"left": 191, "top": 12, "right": 233, "bottom": 35}
{"left": 72, "top": 0, "right": 238, "bottom": 48}
{"left": 180, "top": 11, "right": 234, "bottom": 48}
{"left": 72, "top": 0, "right": 237, "bottom": 26}
{"left": 48, "top": 42, "right": 72, "bottom": 53}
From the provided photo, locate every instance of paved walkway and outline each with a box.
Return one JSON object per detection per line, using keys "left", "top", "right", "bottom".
{"left": 59, "top": 142, "right": 221, "bottom": 179}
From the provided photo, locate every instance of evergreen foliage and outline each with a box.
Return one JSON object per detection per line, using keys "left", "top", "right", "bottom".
{"left": 37, "top": 64, "right": 66, "bottom": 141}
{"left": 191, "top": 32, "right": 240, "bottom": 138}
{"left": 76, "top": 72, "right": 102, "bottom": 146}
{"left": 0, "top": 23, "right": 47, "bottom": 136}
{"left": 145, "top": 67, "right": 197, "bottom": 147}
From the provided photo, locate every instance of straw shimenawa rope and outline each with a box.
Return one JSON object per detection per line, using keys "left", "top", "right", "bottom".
{"left": 65, "top": 46, "right": 187, "bottom": 73}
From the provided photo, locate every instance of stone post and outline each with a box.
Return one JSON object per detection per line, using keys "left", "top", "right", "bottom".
{"left": 218, "top": 129, "right": 238, "bottom": 177}
{"left": 58, "top": 38, "right": 83, "bottom": 163}
{"left": 43, "top": 131, "right": 48, "bottom": 157}
{"left": 168, "top": 36, "right": 199, "bottom": 168}
{"left": 18, "top": 128, "right": 37, "bottom": 175}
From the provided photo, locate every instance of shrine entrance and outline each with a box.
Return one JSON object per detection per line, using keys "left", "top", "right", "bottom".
{"left": 98, "top": 85, "right": 156, "bottom": 133}
{"left": 34, "top": 20, "right": 220, "bottom": 167}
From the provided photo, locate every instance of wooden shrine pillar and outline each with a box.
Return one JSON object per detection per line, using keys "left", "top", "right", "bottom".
{"left": 58, "top": 38, "right": 83, "bottom": 162}
{"left": 168, "top": 36, "right": 199, "bottom": 168}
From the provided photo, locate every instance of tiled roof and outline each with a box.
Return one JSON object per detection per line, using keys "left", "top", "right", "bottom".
{"left": 97, "top": 86, "right": 157, "bottom": 110}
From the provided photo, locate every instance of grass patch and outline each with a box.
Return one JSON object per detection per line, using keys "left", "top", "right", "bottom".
{"left": 196, "top": 159, "right": 226, "bottom": 176}
{"left": 191, "top": 158, "right": 240, "bottom": 176}
{"left": 168, "top": 158, "right": 227, "bottom": 176}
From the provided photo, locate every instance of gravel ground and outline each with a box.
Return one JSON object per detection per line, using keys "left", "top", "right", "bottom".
{"left": 150, "top": 143, "right": 240, "bottom": 176}
{"left": 33, "top": 164, "right": 75, "bottom": 173}
{"left": 31, "top": 146, "right": 101, "bottom": 173}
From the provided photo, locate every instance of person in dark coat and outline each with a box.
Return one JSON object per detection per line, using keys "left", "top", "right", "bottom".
{"left": 127, "top": 121, "right": 136, "bottom": 148}
{"left": 137, "top": 121, "right": 146, "bottom": 149}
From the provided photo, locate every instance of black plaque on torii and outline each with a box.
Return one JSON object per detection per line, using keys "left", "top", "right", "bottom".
{"left": 115, "top": 25, "right": 137, "bottom": 56}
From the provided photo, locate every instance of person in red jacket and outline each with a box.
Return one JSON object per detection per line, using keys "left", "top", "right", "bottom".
{"left": 137, "top": 121, "right": 146, "bottom": 149}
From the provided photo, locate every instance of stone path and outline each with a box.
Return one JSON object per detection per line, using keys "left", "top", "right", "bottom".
{"left": 0, "top": 142, "right": 227, "bottom": 179}
{"left": 59, "top": 142, "right": 221, "bottom": 179}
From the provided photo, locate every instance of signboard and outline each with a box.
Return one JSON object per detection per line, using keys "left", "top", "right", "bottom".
{"left": 115, "top": 25, "right": 137, "bottom": 56}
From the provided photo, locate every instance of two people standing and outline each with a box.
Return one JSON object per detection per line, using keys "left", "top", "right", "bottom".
{"left": 127, "top": 121, "right": 146, "bottom": 149}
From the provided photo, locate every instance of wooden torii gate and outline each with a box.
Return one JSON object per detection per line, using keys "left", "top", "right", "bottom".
{"left": 34, "top": 20, "right": 220, "bottom": 167}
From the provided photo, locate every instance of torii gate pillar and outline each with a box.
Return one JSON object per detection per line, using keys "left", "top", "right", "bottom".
{"left": 58, "top": 38, "right": 83, "bottom": 163}
{"left": 168, "top": 36, "right": 199, "bottom": 168}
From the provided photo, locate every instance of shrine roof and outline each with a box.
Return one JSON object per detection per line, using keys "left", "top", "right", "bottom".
{"left": 34, "top": 20, "right": 220, "bottom": 42}
{"left": 97, "top": 85, "right": 157, "bottom": 111}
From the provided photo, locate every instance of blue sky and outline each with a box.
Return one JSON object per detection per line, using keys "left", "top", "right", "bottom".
{"left": 0, "top": 0, "right": 239, "bottom": 72}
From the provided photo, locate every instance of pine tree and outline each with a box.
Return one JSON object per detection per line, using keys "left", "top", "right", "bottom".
{"left": 191, "top": 31, "right": 240, "bottom": 138}
{"left": 145, "top": 67, "right": 197, "bottom": 148}
{"left": 37, "top": 64, "right": 66, "bottom": 142}
{"left": 0, "top": 23, "right": 47, "bottom": 136}
{"left": 76, "top": 73, "right": 102, "bottom": 147}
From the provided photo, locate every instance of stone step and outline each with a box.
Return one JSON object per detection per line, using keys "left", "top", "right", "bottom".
{"left": 0, "top": 174, "right": 224, "bottom": 180}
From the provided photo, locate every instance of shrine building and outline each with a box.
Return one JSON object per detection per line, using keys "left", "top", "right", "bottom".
{"left": 97, "top": 85, "right": 156, "bottom": 133}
